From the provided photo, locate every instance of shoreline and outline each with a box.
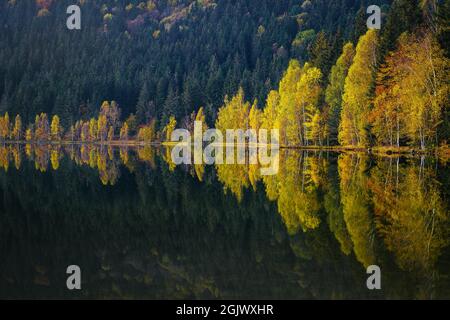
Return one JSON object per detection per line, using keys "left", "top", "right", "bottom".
{"left": 0, "top": 140, "right": 448, "bottom": 157}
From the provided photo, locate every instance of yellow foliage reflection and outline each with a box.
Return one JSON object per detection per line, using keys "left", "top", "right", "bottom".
{"left": 338, "top": 153, "right": 375, "bottom": 267}
{"left": 0, "top": 142, "right": 449, "bottom": 282}
{"left": 370, "top": 158, "right": 449, "bottom": 273}
{"left": 272, "top": 150, "right": 322, "bottom": 234}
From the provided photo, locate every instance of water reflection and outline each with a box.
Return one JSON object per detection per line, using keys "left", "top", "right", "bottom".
{"left": 0, "top": 143, "right": 449, "bottom": 299}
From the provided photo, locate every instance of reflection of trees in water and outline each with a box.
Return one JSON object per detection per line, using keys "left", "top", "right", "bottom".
{"left": 0, "top": 145, "right": 9, "bottom": 171}
{"left": 137, "top": 146, "right": 156, "bottom": 169}
{"left": 11, "top": 146, "right": 21, "bottom": 170}
{"left": 369, "top": 157, "right": 449, "bottom": 298}
{"left": 274, "top": 151, "right": 324, "bottom": 234}
{"left": 0, "top": 144, "right": 449, "bottom": 298}
{"left": 213, "top": 149, "right": 327, "bottom": 234}
{"left": 338, "top": 153, "right": 376, "bottom": 268}
{"left": 34, "top": 145, "right": 50, "bottom": 172}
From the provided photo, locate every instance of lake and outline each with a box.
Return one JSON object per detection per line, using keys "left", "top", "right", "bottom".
{"left": 0, "top": 144, "right": 449, "bottom": 299}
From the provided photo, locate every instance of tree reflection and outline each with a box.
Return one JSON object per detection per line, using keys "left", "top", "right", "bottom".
{"left": 338, "top": 153, "right": 376, "bottom": 267}
{"left": 370, "top": 157, "right": 449, "bottom": 279}
{"left": 0, "top": 143, "right": 449, "bottom": 299}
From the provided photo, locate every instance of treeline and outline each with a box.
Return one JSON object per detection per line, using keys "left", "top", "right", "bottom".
{"left": 210, "top": 28, "right": 448, "bottom": 150}
{"left": 0, "top": 98, "right": 208, "bottom": 143}
{"left": 0, "top": 24, "right": 448, "bottom": 151}
{"left": 171, "top": 1, "right": 450, "bottom": 150}
{"left": 0, "top": 100, "right": 156, "bottom": 143}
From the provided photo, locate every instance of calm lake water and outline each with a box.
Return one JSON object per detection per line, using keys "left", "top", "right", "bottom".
{"left": 0, "top": 144, "right": 449, "bottom": 299}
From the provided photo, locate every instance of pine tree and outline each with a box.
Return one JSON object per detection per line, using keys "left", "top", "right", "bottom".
{"left": 309, "top": 31, "right": 333, "bottom": 75}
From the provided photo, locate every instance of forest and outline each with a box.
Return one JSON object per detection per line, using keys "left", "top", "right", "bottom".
{"left": 1, "top": 0, "right": 450, "bottom": 301}
{"left": 0, "top": 0, "right": 449, "bottom": 151}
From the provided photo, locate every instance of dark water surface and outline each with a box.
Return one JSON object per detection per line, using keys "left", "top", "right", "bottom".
{"left": 0, "top": 144, "right": 449, "bottom": 299}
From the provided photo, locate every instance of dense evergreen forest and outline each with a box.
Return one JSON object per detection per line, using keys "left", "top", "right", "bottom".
{"left": 0, "top": 0, "right": 449, "bottom": 149}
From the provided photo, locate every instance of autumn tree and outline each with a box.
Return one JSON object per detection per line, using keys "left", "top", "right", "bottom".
{"left": 372, "top": 31, "right": 448, "bottom": 149}
{"left": 50, "top": 115, "right": 62, "bottom": 141}
{"left": 261, "top": 90, "right": 279, "bottom": 132}
{"left": 195, "top": 106, "right": 208, "bottom": 133}
{"left": 35, "top": 113, "right": 50, "bottom": 141}
{"left": 164, "top": 116, "right": 177, "bottom": 142}
{"left": 120, "top": 122, "right": 129, "bottom": 140}
{"left": 80, "top": 121, "right": 89, "bottom": 142}
{"left": 0, "top": 112, "right": 10, "bottom": 140}
{"left": 25, "top": 127, "right": 33, "bottom": 141}
{"left": 276, "top": 60, "right": 302, "bottom": 146}
{"left": 137, "top": 120, "right": 157, "bottom": 142}
{"left": 371, "top": 33, "right": 411, "bottom": 147}
{"left": 325, "top": 43, "right": 355, "bottom": 144}
{"left": 100, "top": 100, "right": 121, "bottom": 131}
{"left": 215, "top": 87, "right": 250, "bottom": 132}
{"left": 297, "top": 64, "right": 323, "bottom": 146}
{"left": 339, "top": 30, "right": 379, "bottom": 147}
{"left": 249, "top": 100, "right": 262, "bottom": 132}
{"left": 276, "top": 60, "right": 323, "bottom": 146}
{"left": 107, "top": 126, "right": 114, "bottom": 141}
{"left": 12, "top": 114, "right": 22, "bottom": 141}
{"left": 97, "top": 115, "right": 108, "bottom": 141}
{"left": 397, "top": 31, "right": 448, "bottom": 149}
{"left": 89, "top": 118, "right": 98, "bottom": 141}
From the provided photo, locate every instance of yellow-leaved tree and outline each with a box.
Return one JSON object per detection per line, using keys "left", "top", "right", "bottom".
{"left": 89, "top": 118, "right": 98, "bottom": 141}
{"left": 275, "top": 60, "right": 323, "bottom": 147}
{"left": 195, "top": 106, "right": 208, "bottom": 133}
{"left": 325, "top": 42, "right": 355, "bottom": 144}
{"left": 249, "top": 99, "right": 262, "bottom": 132}
{"left": 276, "top": 60, "right": 302, "bottom": 146}
{"left": 164, "top": 116, "right": 177, "bottom": 142}
{"left": 398, "top": 31, "right": 448, "bottom": 149}
{"left": 0, "top": 112, "right": 10, "bottom": 140}
{"left": 50, "top": 115, "right": 62, "bottom": 141}
{"left": 215, "top": 87, "right": 250, "bottom": 132}
{"left": 339, "top": 29, "right": 378, "bottom": 147}
{"left": 12, "top": 114, "right": 22, "bottom": 141}
{"left": 261, "top": 90, "right": 279, "bottom": 132}
{"left": 120, "top": 122, "right": 129, "bottom": 140}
